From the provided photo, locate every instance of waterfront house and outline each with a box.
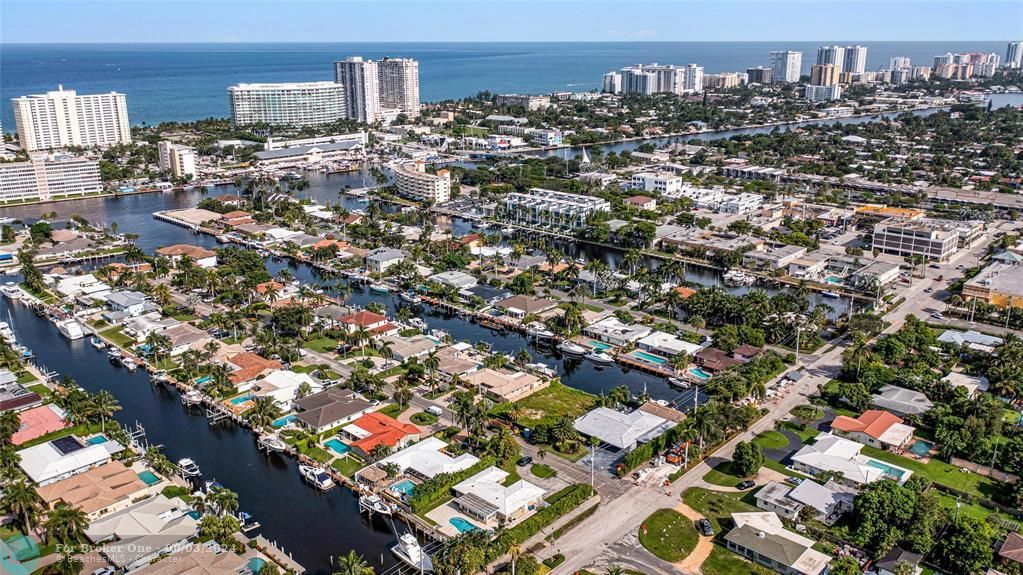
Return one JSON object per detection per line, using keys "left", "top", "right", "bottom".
{"left": 225, "top": 352, "right": 282, "bottom": 386}
{"left": 434, "top": 344, "right": 481, "bottom": 380}
{"left": 829, "top": 410, "right": 915, "bottom": 451}
{"left": 584, "top": 317, "right": 652, "bottom": 347}
{"left": 791, "top": 433, "right": 912, "bottom": 487}
{"left": 342, "top": 412, "right": 421, "bottom": 459}
{"left": 254, "top": 370, "right": 323, "bottom": 408}
{"left": 36, "top": 460, "right": 153, "bottom": 520}
{"left": 493, "top": 295, "right": 558, "bottom": 318}
{"left": 637, "top": 331, "right": 704, "bottom": 358}
{"left": 693, "top": 347, "right": 744, "bottom": 372}
{"left": 122, "top": 313, "right": 180, "bottom": 342}
{"left": 463, "top": 368, "right": 548, "bottom": 403}
{"left": 871, "top": 385, "right": 933, "bottom": 417}
{"left": 723, "top": 512, "right": 832, "bottom": 575}
{"left": 293, "top": 388, "right": 374, "bottom": 434}
{"left": 452, "top": 466, "right": 546, "bottom": 526}
{"left": 105, "top": 290, "right": 149, "bottom": 317}
{"left": 54, "top": 273, "right": 109, "bottom": 299}
{"left": 755, "top": 480, "right": 854, "bottom": 524}
{"left": 340, "top": 310, "right": 399, "bottom": 337}
{"left": 85, "top": 495, "right": 198, "bottom": 571}
{"left": 17, "top": 435, "right": 124, "bottom": 486}
{"left": 155, "top": 244, "right": 218, "bottom": 268}
{"left": 376, "top": 334, "right": 437, "bottom": 361}
{"left": 429, "top": 270, "right": 478, "bottom": 290}
{"left": 365, "top": 247, "right": 407, "bottom": 274}
{"left": 159, "top": 323, "right": 212, "bottom": 356}
{"left": 459, "top": 284, "right": 513, "bottom": 305}
{"left": 0, "top": 373, "right": 43, "bottom": 412}
{"left": 11, "top": 404, "right": 68, "bottom": 445}
{"left": 573, "top": 407, "right": 674, "bottom": 452}
{"left": 375, "top": 436, "right": 479, "bottom": 480}
{"left": 130, "top": 542, "right": 251, "bottom": 575}
{"left": 312, "top": 304, "right": 353, "bottom": 329}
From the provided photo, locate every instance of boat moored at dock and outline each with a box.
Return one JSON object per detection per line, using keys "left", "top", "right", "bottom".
{"left": 299, "top": 464, "right": 334, "bottom": 491}
{"left": 392, "top": 533, "right": 434, "bottom": 573}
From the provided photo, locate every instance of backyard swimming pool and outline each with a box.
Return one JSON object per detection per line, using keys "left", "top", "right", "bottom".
{"left": 324, "top": 439, "right": 350, "bottom": 455}
{"left": 908, "top": 439, "right": 934, "bottom": 457}
{"left": 137, "top": 470, "right": 161, "bottom": 485}
{"left": 688, "top": 367, "right": 712, "bottom": 380}
{"left": 824, "top": 276, "right": 844, "bottom": 285}
{"left": 271, "top": 414, "right": 297, "bottom": 428}
{"left": 449, "top": 517, "right": 477, "bottom": 533}
{"left": 630, "top": 350, "right": 667, "bottom": 365}
{"left": 86, "top": 435, "right": 109, "bottom": 445}
{"left": 588, "top": 341, "right": 612, "bottom": 351}
{"left": 391, "top": 479, "right": 416, "bottom": 496}
{"left": 247, "top": 558, "right": 267, "bottom": 574}
{"left": 229, "top": 394, "right": 255, "bottom": 405}
{"left": 866, "top": 458, "right": 907, "bottom": 480}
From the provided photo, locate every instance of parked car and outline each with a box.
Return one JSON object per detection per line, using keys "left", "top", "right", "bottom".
{"left": 516, "top": 456, "right": 533, "bottom": 467}
{"left": 784, "top": 476, "right": 804, "bottom": 486}
{"left": 426, "top": 405, "right": 443, "bottom": 417}
{"left": 697, "top": 518, "right": 714, "bottom": 536}
{"left": 736, "top": 480, "right": 756, "bottom": 490}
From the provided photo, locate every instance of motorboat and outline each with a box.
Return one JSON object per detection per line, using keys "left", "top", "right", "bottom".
{"left": 177, "top": 458, "right": 202, "bottom": 477}
{"left": 258, "top": 434, "right": 287, "bottom": 453}
{"left": 668, "top": 377, "right": 691, "bottom": 389}
{"left": 557, "top": 341, "right": 587, "bottom": 356}
{"left": 429, "top": 329, "right": 450, "bottom": 341}
{"left": 122, "top": 357, "right": 138, "bottom": 371}
{"left": 526, "top": 362, "right": 558, "bottom": 378}
{"left": 821, "top": 291, "right": 841, "bottom": 299}
{"left": 408, "top": 317, "right": 428, "bottom": 331}
{"left": 526, "top": 323, "right": 555, "bottom": 339}
{"left": 399, "top": 291, "right": 422, "bottom": 304}
{"left": 237, "top": 511, "right": 261, "bottom": 533}
{"left": 722, "top": 269, "right": 757, "bottom": 287}
{"left": 181, "top": 390, "right": 204, "bottom": 406}
{"left": 369, "top": 283, "right": 391, "bottom": 295}
{"left": 392, "top": 533, "right": 434, "bottom": 573}
{"left": 584, "top": 350, "right": 615, "bottom": 365}
{"left": 107, "top": 349, "right": 123, "bottom": 363}
{"left": 359, "top": 494, "right": 395, "bottom": 515}
{"left": 299, "top": 464, "right": 335, "bottom": 491}
{"left": 1, "top": 283, "right": 21, "bottom": 299}
{"left": 56, "top": 318, "right": 86, "bottom": 340}
{"left": 90, "top": 337, "right": 106, "bottom": 350}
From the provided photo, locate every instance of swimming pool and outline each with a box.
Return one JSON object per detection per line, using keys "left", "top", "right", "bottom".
{"left": 630, "top": 350, "right": 667, "bottom": 365}
{"left": 324, "top": 439, "right": 350, "bottom": 455}
{"left": 824, "top": 275, "right": 844, "bottom": 285}
{"left": 449, "top": 517, "right": 477, "bottom": 533}
{"left": 137, "top": 470, "right": 161, "bottom": 486}
{"left": 391, "top": 479, "right": 416, "bottom": 496}
{"left": 588, "top": 341, "right": 612, "bottom": 351}
{"left": 194, "top": 375, "right": 211, "bottom": 385}
{"left": 688, "top": 367, "right": 712, "bottom": 380}
{"left": 271, "top": 414, "right": 297, "bottom": 428}
{"left": 247, "top": 557, "right": 267, "bottom": 574}
{"left": 908, "top": 439, "right": 934, "bottom": 457}
{"left": 86, "top": 435, "right": 109, "bottom": 445}
{"left": 866, "top": 458, "right": 907, "bottom": 479}
{"left": 229, "top": 394, "right": 255, "bottom": 405}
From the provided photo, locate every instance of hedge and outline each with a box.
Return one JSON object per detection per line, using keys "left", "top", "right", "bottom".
{"left": 618, "top": 422, "right": 691, "bottom": 476}
{"left": 408, "top": 457, "right": 495, "bottom": 514}
{"left": 487, "top": 483, "right": 596, "bottom": 561}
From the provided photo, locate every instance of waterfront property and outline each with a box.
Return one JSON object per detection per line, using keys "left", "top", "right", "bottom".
{"left": 583, "top": 317, "right": 652, "bottom": 347}
{"left": 450, "top": 466, "right": 546, "bottom": 526}
{"left": 85, "top": 495, "right": 198, "bottom": 571}
{"left": 463, "top": 367, "right": 549, "bottom": 403}
{"left": 501, "top": 188, "right": 611, "bottom": 230}
{"left": 17, "top": 435, "right": 124, "bottom": 486}
{"left": 155, "top": 244, "right": 218, "bottom": 268}
{"left": 0, "top": 153, "right": 103, "bottom": 203}
{"left": 36, "top": 460, "right": 155, "bottom": 520}
{"left": 12, "top": 85, "right": 131, "bottom": 151}
{"left": 10, "top": 404, "right": 69, "bottom": 445}
{"left": 228, "top": 82, "right": 346, "bottom": 127}
{"left": 293, "top": 388, "right": 374, "bottom": 434}
{"left": 391, "top": 160, "right": 452, "bottom": 204}
{"left": 341, "top": 412, "right": 420, "bottom": 459}
{"left": 724, "top": 511, "right": 832, "bottom": 575}
{"left": 373, "top": 436, "right": 479, "bottom": 480}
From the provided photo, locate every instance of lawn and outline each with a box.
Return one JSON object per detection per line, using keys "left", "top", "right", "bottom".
{"left": 638, "top": 508, "right": 699, "bottom": 562}
{"left": 331, "top": 457, "right": 364, "bottom": 477}
{"left": 778, "top": 421, "right": 821, "bottom": 444}
{"left": 16, "top": 371, "right": 38, "bottom": 384}
{"left": 303, "top": 337, "right": 339, "bottom": 353}
{"left": 762, "top": 458, "right": 812, "bottom": 479}
{"left": 411, "top": 412, "right": 439, "bottom": 425}
{"left": 752, "top": 430, "right": 789, "bottom": 450}
{"left": 681, "top": 487, "right": 758, "bottom": 535}
{"left": 500, "top": 459, "right": 522, "bottom": 485}
{"left": 378, "top": 403, "right": 408, "bottom": 419}
{"left": 27, "top": 383, "right": 50, "bottom": 398}
{"left": 490, "top": 381, "right": 596, "bottom": 427}
{"left": 703, "top": 462, "right": 745, "bottom": 488}
{"left": 860, "top": 446, "right": 1002, "bottom": 499}
{"left": 700, "top": 544, "right": 775, "bottom": 575}
{"left": 99, "top": 326, "right": 136, "bottom": 348}
{"left": 530, "top": 463, "right": 558, "bottom": 479}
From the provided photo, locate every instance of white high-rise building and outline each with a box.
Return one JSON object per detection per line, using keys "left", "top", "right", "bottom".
{"left": 12, "top": 86, "right": 131, "bottom": 152}
{"left": 158, "top": 142, "right": 197, "bottom": 180}
{"left": 843, "top": 45, "right": 869, "bottom": 74}
{"left": 227, "top": 82, "right": 346, "bottom": 127}
{"left": 609, "top": 63, "right": 703, "bottom": 95}
{"left": 770, "top": 51, "right": 803, "bottom": 83}
{"left": 684, "top": 64, "right": 704, "bottom": 92}
{"left": 0, "top": 154, "right": 102, "bottom": 202}
{"left": 335, "top": 57, "right": 380, "bottom": 123}
{"left": 376, "top": 57, "right": 420, "bottom": 118}
{"left": 889, "top": 56, "right": 912, "bottom": 70}
{"left": 817, "top": 46, "right": 847, "bottom": 74}
{"left": 805, "top": 85, "right": 843, "bottom": 102}
{"left": 1007, "top": 42, "right": 1023, "bottom": 68}
{"left": 602, "top": 72, "right": 623, "bottom": 94}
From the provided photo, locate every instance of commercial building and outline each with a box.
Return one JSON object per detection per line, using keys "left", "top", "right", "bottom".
{"left": 810, "top": 64, "right": 839, "bottom": 86}
{"left": 724, "top": 512, "right": 832, "bottom": 575}
{"left": 253, "top": 140, "right": 364, "bottom": 167}
{"left": 0, "top": 154, "right": 102, "bottom": 203}
{"left": 631, "top": 171, "right": 683, "bottom": 195}
{"left": 1008, "top": 41, "right": 1023, "bottom": 68}
{"left": 502, "top": 188, "right": 611, "bottom": 230}
{"left": 495, "top": 94, "right": 551, "bottom": 110}
{"left": 335, "top": 56, "right": 420, "bottom": 122}
{"left": 157, "top": 141, "right": 197, "bottom": 179}
{"left": 12, "top": 86, "right": 131, "bottom": 151}
{"left": 872, "top": 217, "right": 982, "bottom": 262}
{"left": 391, "top": 160, "right": 451, "bottom": 203}
{"left": 962, "top": 262, "right": 1023, "bottom": 309}
{"left": 496, "top": 125, "right": 563, "bottom": 146}
{"left": 742, "top": 245, "right": 807, "bottom": 271}
{"left": 804, "top": 84, "right": 843, "bottom": 102}
{"left": 605, "top": 63, "right": 703, "bottom": 95}
{"left": 228, "top": 82, "right": 345, "bottom": 127}
{"left": 770, "top": 51, "right": 803, "bottom": 83}
{"left": 746, "top": 66, "right": 773, "bottom": 84}
{"left": 265, "top": 132, "right": 368, "bottom": 151}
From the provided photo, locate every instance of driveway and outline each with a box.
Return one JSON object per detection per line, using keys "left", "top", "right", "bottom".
{"left": 761, "top": 428, "right": 804, "bottom": 463}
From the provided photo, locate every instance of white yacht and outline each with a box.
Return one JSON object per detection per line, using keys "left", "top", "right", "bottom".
{"left": 90, "top": 337, "right": 106, "bottom": 350}
{"left": 1, "top": 283, "right": 21, "bottom": 300}
{"left": 584, "top": 350, "right": 615, "bottom": 365}
{"left": 299, "top": 464, "right": 334, "bottom": 491}
{"left": 177, "top": 458, "right": 202, "bottom": 477}
{"left": 56, "top": 319, "right": 86, "bottom": 340}
{"left": 722, "top": 269, "right": 757, "bottom": 287}
{"left": 399, "top": 291, "right": 422, "bottom": 305}
{"left": 526, "top": 323, "right": 555, "bottom": 340}
{"left": 359, "top": 494, "right": 395, "bottom": 515}
{"left": 181, "top": 390, "right": 204, "bottom": 406}
{"left": 392, "top": 533, "right": 434, "bottom": 573}
{"left": 107, "top": 348, "right": 123, "bottom": 363}
{"left": 526, "top": 362, "right": 557, "bottom": 378}
{"left": 258, "top": 434, "right": 287, "bottom": 453}
{"left": 122, "top": 357, "right": 138, "bottom": 371}
{"left": 408, "top": 318, "right": 428, "bottom": 331}
{"left": 557, "top": 341, "right": 587, "bottom": 356}
{"left": 151, "top": 370, "right": 170, "bottom": 384}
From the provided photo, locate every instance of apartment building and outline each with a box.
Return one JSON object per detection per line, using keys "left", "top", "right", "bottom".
{"left": 872, "top": 218, "right": 982, "bottom": 262}
{"left": 604, "top": 63, "right": 703, "bottom": 95}
{"left": 12, "top": 86, "right": 131, "bottom": 151}
{"left": 810, "top": 64, "right": 839, "bottom": 86}
{"left": 157, "top": 142, "right": 197, "bottom": 179}
{"left": 335, "top": 56, "right": 421, "bottom": 122}
{"left": 1008, "top": 41, "right": 1023, "bottom": 68}
{"left": 631, "top": 171, "right": 683, "bottom": 195}
{"left": 746, "top": 67, "right": 773, "bottom": 84}
{"left": 495, "top": 94, "right": 551, "bottom": 110}
{"left": 392, "top": 160, "right": 451, "bottom": 204}
{"left": 703, "top": 72, "right": 744, "bottom": 89}
{"left": 0, "top": 154, "right": 102, "bottom": 203}
{"left": 502, "top": 188, "right": 610, "bottom": 230}
{"left": 496, "top": 125, "right": 563, "bottom": 146}
{"left": 228, "top": 82, "right": 345, "bottom": 127}
{"left": 377, "top": 57, "right": 420, "bottom": 118}
{"left": 805, "top": 85, "right": 843, "bottom": 102}
{"left": 770, "top": 51, "right": 803, "bottom": 83}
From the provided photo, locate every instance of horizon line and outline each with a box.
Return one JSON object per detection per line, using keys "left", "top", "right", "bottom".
{"left": 1, "top": 39, "right": 1012, "bottom": 45}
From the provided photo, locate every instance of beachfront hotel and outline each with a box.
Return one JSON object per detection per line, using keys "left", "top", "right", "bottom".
{"left": 12, "top": 86, "right": 131, "bottom": 151}
{"left": 227, "top": 82, "right": 346, "bottom": 127}
{"left": 502, "top": 188, "right": 611, "bottom": 230}
{"left": 0, "top": 154, "right": 102, "bottom": 203}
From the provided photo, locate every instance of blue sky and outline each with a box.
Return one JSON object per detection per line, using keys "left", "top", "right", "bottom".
{"left": 2, "top": 0, "right": 1020, "bottom": 43}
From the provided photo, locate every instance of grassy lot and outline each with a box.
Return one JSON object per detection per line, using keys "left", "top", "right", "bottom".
{"left": 701, "top": 545, "right": 775, "bottom": 575}
{"left": 16, "top": 371, "right": 39, "bottom": 384}
{"left": 752, "top": 430, "right": 789, "bottom": 450}
{"left": 860, "top": 446, "right": 1002, "bottom": 499}
{"left": 681, "top": 487, "right": 758, "bottom": 535}
{"left": 281, "top": 432, "right": 335, "bottom": 464}
{"left": 500, "top": 459, "right": 522, "bottom": 485}
{"left": 27, "top": 384, "right": 51, "bottom": 399}
{"left": 411, "top": 412, "right": 439, "bottom": 425}
{"left": 778, "top": 421, "right": 821, "bottom": 444}
{"left": 638, "top": 508, "right": 699, "bottom": 562}
{"left": 172, "top": 313, "right": 198, "bottom": 322}
{"left": 99, "top": 326, "right": 136, "bottom": 348}
{"left": 303, "top": 337, "right": 339, "bottom": 353}
{"left": 490, "top": 381, "right": 596, "bottom": 428}
{"left": 530, "top": 463, "right": 558, "bottom": 479}
{"left": 762, "top": 458, "right": 812, "bottom": 479}
{"left": 331, "top": 457, "right": 364, "bottom": 477}
{"left": 703, "top": 462, "right": 746, "bottom": 488}
{"left": 378, "top": 403, "right": 408, "bottom": 419}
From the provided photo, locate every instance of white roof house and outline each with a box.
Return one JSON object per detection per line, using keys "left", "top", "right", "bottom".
{"left": 583, "top": 317, "right": 653, "bottom": 346}
{"left": 937, "top": 329, "right": 1004, "bottom": 354}
{"left": 872, "top": 385, "right": 933, "bottom": 416}
{"left": 17, "top": 435, "right": 124, "bottom": 486}
{"left": 941, "top": 371, "right": 990, "bottom": 398}
{"left": 573, "top": 407, "right": 674, "bottom": 451}
{"left": 85, "top": 495, "right": 198, "bottom": 570}
{"left": 55, "top": 273, "right": 109, "bottom": 298}
{"left": 377, "top": 437, "right": 479, "bottom": 479}
{"left": 253, "top": 370, "right": 322, "bottom": 406}
{"left": 429, "top": 270, "right": 478, "bottom": 290}
{"left": 637, "top": 331, "right": 704, "bottom": 358}
{"left": 791, "top": 433, "right": 913, "bottom": 486}
{"left": 452, "top": 466, "right": 547, "bottom": 523}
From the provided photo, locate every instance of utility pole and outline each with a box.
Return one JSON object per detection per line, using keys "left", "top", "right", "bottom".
{"left": 795, "top": 325, "right": 801, "bottom": 364}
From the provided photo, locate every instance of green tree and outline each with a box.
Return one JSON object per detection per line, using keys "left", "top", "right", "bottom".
{"left": 934, "top": 515, "right": 996, "bottom": 575}
{"left": 731, "top": 441, "right": 764, "bottom": 477}
{"left": 333, "top": 550, "right": 375, "bottom": 575}
{"left": 828, "top": 556, "right": 863, "bottom": 575}
{"left": 44, "top": 502, "right": 89, "bottom": 545}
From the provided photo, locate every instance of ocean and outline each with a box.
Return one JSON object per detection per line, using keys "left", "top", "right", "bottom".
{"left": 0, "top": 41, "right": 1009, "bottom": 129}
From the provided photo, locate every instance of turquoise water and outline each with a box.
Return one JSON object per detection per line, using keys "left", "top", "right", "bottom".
{"left": 631, "top": 350, "right": 667, "bottom": 365}
{"left": 588, "top": 341, "right": 612, "bottom": 351}
{"left": 391, "top": 479, "right": 416, "bottom": 496}
{"left": 229, "top": 394, "right": 255, "bottom": 405}
{"left": 194, "top": 375, "right": 211, "bottom": 385}
{"left": 866, "top": 459, "right": 906, "bottom": 479}
{"left": 137, "top": 470, "right": 160, "bottom": 485}
{"left": 449, "top": 517, "right": 477, "bottom": 533}
{"left": 908, "top": 439, "right": 933, "bottom": 457}
{"left": 247, "top": 558, "right": 267, "bottom": 574}
{"left": 187, "top": 510, "right": 202, "bottom": 520}
{"left": 688, "top": 367, "right": 712, "bottom": 380}
{"left": 824, "top": 276, "right": 844, "bottom": 285}
{"left": 86, "top": 435, "right": 108, "bottom": 445}
{"left": 324, "top": 439, "right": 350, "bottom": 455}
{"left": 271, "top": 414, "right": 297, "bottom": 428}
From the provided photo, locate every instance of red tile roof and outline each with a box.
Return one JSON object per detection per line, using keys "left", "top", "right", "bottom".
{"left": 227, "top": 352, "right": 282, "bottom": 384}
{"left": 830, "top": 410, "right": 904, "bottom": 440}
{"left": 342, "top": 310, "right": 387, "bottom": 327}
{"left": 348, "top": 412, "right": 420, "bottom": 454}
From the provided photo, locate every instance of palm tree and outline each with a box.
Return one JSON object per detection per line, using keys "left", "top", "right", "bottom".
{"left": 0, "top": 409, "right": 20, "bottom": 444}
{"left": 605, "top": 565, "right": 625, "bottom": 575}
{"left": 248, "top": 396, "right": 283, "bottom": 430}
{"left": 208, "top": 486, "right": 239, "bottom": 517}
{"left": 51, "top": 553, "right": 84, "bottom": 575}
{"left": 90, "top": 390, "right": 121, "bottom": 432}
{"left": 333, "top": 550, "right": 375, "bottom": 575}
{"left": 44, "top": 502, "right": 88, "bottom": 545}
{"left": 509, "top": 542, "right": 522, "bottom": 575}
{"left": 2, "top": 479, "right": 42, "bottom": 534}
